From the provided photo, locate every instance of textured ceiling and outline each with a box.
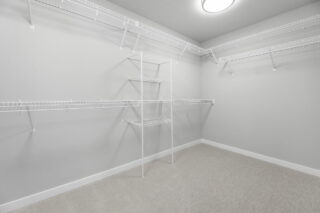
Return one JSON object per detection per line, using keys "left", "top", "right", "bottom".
{"left": 106, "top": 0, "right": 319, "bottom": 42}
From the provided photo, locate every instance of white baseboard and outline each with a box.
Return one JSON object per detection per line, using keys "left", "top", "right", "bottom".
{"left": 2, "top": 139, "right": 319, "bottom": 213}
{"left": 201, "top": 139, "right": 320, "bottom": 178}
{"left": 0, "top": 139, "right": 201, "bottom": 213}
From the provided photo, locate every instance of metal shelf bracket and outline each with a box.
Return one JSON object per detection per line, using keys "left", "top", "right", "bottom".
{"left": 222, "top": 61, "right": 234, "bottom": 76}
{"left": 26, "top": 106, "right": 36, "bottom": 133}
{"left": 269, "top": 49, "right": 277, "bottom": 71}
{"left": 26, "top": 0, "right": 35, "bottom": 29}
{"left": 210, "top": 49, "right": 219, "bottom": 64}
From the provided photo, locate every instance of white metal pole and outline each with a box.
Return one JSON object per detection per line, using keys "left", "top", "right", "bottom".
{"left": 140, "top": 51, "right": 145, "bottom": 178}
{"left": 169, "top": 59, "right": 174, "bottom": 164}
{"left": 132, "top": 33, "right": 141, "bottom": 53}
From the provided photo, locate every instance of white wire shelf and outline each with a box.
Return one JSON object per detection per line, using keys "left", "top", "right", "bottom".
{"left": 0, "top": 99, "right": 214, "bottom": 113}
{"left": 31, "top": 0, "right": 204, "bottom": 55}
{"left": 212, "top": 15, "right": 320, "bottom": 51}
{"left": 0, "top": 100, "right": 140, "bottom": 112}
{"left": 128, "top": 78, "right": 162, "bottom": 84}
{"left": 125, "top": 118, "right": 171, "bottom": 127}
{"left": 220, "top": 35, "right": 320, "bottom": 62}
{"left": 142, "top": 100, "right": 171, "bottom": 104}
{"left": 135, "top": 99, "right": 214, "bottom": 104}
{"left": 26, "top": 0, "right": 320, "bottom": 59}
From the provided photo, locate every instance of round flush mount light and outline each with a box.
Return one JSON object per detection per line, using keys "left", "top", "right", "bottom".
{"left": 201, "top": 0, "right": 235, "bottom": 13}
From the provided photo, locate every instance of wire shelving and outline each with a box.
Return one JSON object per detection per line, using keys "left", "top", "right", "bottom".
{"left": 25, "top": 0, "right": 320, "bottom": 61}
{"left": 0, "top": 99, "right": 214, "bottom": 113}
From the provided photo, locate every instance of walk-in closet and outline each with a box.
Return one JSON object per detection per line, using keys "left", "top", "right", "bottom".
{"left": 1, "top": 0, "right": 320, "bottom": 212}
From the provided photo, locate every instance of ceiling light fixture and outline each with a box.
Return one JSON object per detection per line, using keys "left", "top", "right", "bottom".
{"left": 201, "top": 0, "right": 235, "bottom": 13}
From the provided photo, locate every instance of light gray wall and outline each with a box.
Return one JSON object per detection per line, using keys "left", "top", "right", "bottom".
{"left": 201, "top": 4, "right": 320, "bottom": 170}
{"left": 0, "top": 0, "right": 201, "bottom": 204}
{"left": 201, "top": 49, "right": 320, "bottom": 170}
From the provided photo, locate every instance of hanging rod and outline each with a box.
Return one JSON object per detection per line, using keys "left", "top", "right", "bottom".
{"left": 139, "top": 100, "right": 170, "bottom": 103}
{"left": 133, "top": 99, "right": 215, "bottom": 104}
{"left": 175, "top": 99, "right": 215, "bottom": 105}
{"left": 128, "top": 78, "right": 162, "bottom": 84}
{"left": 220, "top": 35, "right": 320, "bottom": 62}
{"left": 125, "top": 118, "right": 171, "bottom": 127}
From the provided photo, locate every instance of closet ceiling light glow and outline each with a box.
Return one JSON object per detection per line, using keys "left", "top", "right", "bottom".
{"left": 201, "top": 0, "right": 235, "bottom": 13}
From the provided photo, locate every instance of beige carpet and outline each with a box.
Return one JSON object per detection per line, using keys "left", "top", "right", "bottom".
{"left": 10, "top": 144, "right": 320, "bottom": 213}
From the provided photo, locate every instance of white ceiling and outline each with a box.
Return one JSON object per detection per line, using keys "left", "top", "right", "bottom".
{"left": 106, "top": 0, "right": 319, "bottom": 43}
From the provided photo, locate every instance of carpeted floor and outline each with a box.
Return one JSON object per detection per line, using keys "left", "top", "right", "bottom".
{"left": 10, "top": 144, "right": 320, "bottom": 213}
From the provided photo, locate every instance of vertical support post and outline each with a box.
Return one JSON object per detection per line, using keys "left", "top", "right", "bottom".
{"left": 169, "top": 59, "right": 174, "bottom": 164}
{"left": 156, "top": 64, "right": 161, "bottom": 93}
{"left": 26, "top": 0, "right": 34, "bottom": 29}
{"left": 132, "top": 22, "right": 143, "bottom": 53}
{"left": 120, "top": 19, "right": 130, "bottom": 50}
{"left": 140, "top": 51, "right": 145, "bottom": 178}
{"left": 269, "top": 50, "right": 277, "bottom": 71}
{"left": 132, "top": 33, "right": 141, "bottom": 53}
